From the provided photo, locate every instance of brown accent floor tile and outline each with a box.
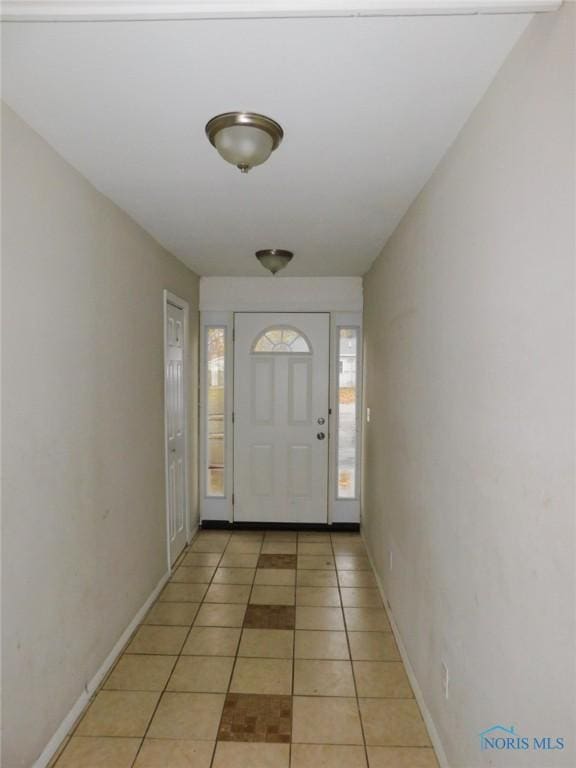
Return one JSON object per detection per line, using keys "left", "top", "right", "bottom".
{"left": 291, "top": 744, "right": 367, "bottom": 768}
{"left": 104, "top": 655, "right": 176, "bottom": 691}
{"left": 75, "top": 691, "right": 160, "bottom": 737}
{"left": 244, "top": 605, "right": 296, "bottom": 630}
{"left": 55, "top": 736, "right": 141, "bottom": 767}
{"left": 258, "top": 554, "right": 298, "bottom": 569}
{"left": 213, "top": 742, "right": 290, "bottom": 768}
{"left": 366, "top": 747, "right": 439, "bottom": 768}
{"left": 218, "top": 693, "right": 292, "bottom": 743}
{"left": 133, "top": 739, "right": 214, "bottom": 768}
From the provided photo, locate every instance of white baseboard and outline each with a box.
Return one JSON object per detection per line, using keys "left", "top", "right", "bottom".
{"left": 33, "top": 570, "right": 171, "bottom": 768}
{"left": 361, "top": 531, "right": 450, "bottom": 768}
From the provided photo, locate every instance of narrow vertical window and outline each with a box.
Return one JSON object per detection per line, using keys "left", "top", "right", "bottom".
{"left": 337, "top": 328, "right": 358, "bottom": 499}
{"left": 206, "top": 327, "right": 225, "bottom": 497}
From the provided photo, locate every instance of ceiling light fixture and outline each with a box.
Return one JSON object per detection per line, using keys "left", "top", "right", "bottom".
{"left": 205, "top": 112, "right": 284, "bottom": 173}
{"left": 255, "top": 249, "right": 293, "bottom": 276}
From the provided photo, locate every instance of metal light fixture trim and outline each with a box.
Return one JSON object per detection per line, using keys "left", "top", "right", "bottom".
{"left": 255, "top": 249, "right": 293, "bottom": 275}
{"left": 206, "top": 112, "right": 284, "bottom": 173}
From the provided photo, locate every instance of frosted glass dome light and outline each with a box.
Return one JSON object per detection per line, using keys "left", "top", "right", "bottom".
{"left": 206, "top": 112, "right": 284, "bottom": 173}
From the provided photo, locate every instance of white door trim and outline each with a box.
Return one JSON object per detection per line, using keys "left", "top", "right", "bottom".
{"left": 163, "top": 290, "right": 190, "bottom": 568}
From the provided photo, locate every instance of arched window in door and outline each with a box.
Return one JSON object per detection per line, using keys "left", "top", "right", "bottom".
{"left": 252, "top": 326, "right": 311, "bottom": 354}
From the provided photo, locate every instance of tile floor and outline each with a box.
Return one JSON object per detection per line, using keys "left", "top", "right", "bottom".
{"left": 52, "top": 529, "right": 439, "bottom": 768}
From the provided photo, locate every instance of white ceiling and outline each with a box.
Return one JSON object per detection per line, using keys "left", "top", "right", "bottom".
{"left": 2, "top": 12, "right": 531, "bottom": 276}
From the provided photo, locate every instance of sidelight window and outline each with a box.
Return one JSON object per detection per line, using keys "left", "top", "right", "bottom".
{"left": 336, "top": 327, "right": 359, "bottom": 499}
{"left": 206, "top": 327, "right": 226, "bottom": 497}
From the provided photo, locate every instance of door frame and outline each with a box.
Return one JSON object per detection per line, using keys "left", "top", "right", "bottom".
{"left": 198, "top": 309, "right": 363, "bottom": 526}
{"left": 163, "top": 290, "right": 191, "bottom": 568}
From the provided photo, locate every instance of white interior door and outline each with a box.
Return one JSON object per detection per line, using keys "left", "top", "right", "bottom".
{"left": 165, "top": 300, "right": 187, "bottom": 562}
{"left": 234, "top": 313, "right": 330, "bottom": 524}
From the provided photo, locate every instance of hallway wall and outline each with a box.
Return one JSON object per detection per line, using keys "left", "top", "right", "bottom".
{"left": 362, "top": 5, "right": 574, "bottom": 768}
{"left": 1, "top": 106, "right": 199, "bottom": 767}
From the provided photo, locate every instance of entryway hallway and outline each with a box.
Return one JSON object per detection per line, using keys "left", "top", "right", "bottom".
{"left": 50, "top": 528, "right": 438, "bottom": 768}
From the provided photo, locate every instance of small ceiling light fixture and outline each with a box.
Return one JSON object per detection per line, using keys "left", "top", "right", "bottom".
{"left": 255, "top": 249, "right": 293, "bottom": 276}
{"left": 206, "top": 112, "right": 284, "bottom": 173}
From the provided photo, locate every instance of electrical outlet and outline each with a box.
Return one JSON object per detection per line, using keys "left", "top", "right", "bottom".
{"left": 366, "top": 406, "right": 371, "bottom": 422}
{"left": 441, "top": 661, "right": 449, "bottom": 700}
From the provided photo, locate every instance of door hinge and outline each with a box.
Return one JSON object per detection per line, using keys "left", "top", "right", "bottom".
{"left": 232, "top": 493, "right": 235, "bottom": 506}
{"left": 232, "top": 411, "right": 235, "bottom": 424}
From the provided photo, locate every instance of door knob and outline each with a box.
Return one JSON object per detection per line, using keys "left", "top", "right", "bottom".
{"left": 317, "top": 417, "right": 325, "bottom": 425}
{"left": 317, "top": 432, "right": 326, "bottom": 440}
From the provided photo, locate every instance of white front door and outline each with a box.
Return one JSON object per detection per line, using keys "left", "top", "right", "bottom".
{"left": 234, "top": 313, "right": 330, "bottom": 524}
{"left": 165, "top": 300, "right": 187, "bottom": 563}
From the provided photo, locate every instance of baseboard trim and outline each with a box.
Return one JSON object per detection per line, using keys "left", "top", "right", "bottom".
{"left": 361, "top": 531, "right": 450, "bottom": 768}
{"left": 33, "top": 570, "right": 171, "bottom": 768}
{"left": 201, "top": 521, "right": 360, "bottom": 532}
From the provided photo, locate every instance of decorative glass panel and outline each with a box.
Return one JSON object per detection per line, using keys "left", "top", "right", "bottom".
{"left": 337, "top": 328, "right": 358, "bottom": 499}
{"left": 207, "top": 327, "right": 225, "bottom": 497}
{"left": 253, "top": 326, "right": 311, "bottom": 354}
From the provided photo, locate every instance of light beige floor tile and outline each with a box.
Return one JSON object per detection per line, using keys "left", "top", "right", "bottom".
{"left": 298, "top": 542, "right": 333, "bottom": 555}
{"left": 226, "top": 539, "right": 263, "bottom": 554}
{"left": 194, "top": 603, "right": 246, "bottom": 627}
{"left": 332, "top": 541, "right": 366, "bottom": 556}
{"left": 348, "top": 632, "right": 400, "bottom": 661}
{"left": 232, "top": 531, "right": 264, "bottom": 540}
{"left": 182, "top": 626, "right": 241, "bottom": 656}
{"left": 294, "top": 631, "right": 349, "bottom": 660}
{"left": 265, "top": 531, "right": 297, "bottom": 541}
{"left": 294, "top": 660, "right": 355, "bottom": 696}
{"left": 255, "top": 568, "right": 296, "bottom": 586}
{"left": 220, "top": 553, "right": 260, "bottom": 568}
{"left": 338, "top": 570, "right": 377, "bottom": 588}
{"left": 344, "top": 607, "right": 391, "bottom": 632}
{"left": 133, "top": 739, "right": 214, "bottom": 768}
{"left": 230, "top": 657, "right": 292, "bottom": 695}
{"left": 366, "top": 747, "right": 439, "bottom": 768}
{"left": 298, "top": 532, "right": 330, "bottom": 541}
{"left": 239, "top": 628, "right": 294, "bottom": 658}
{"left": 341, "top": 588, "right": 383, "bottom": 608}
{"left": 76, "top": 691, "right": 160, "bottom": 737}
{"left": 297, "top": 555, "right": 335, "bottom": 570}
{"left": 359, "top": 699, "right": 431, "bottom": 746}
{"left": 181, "top": 552, "right": 222, "bottom": 567}
{"left": 147, "top": 692, "right": 225, "bottom": 740}
{"left": 205, "top": 583, "right": 252, "bottom": 604}
{"left": 296, "top": 587, "right": 341, "bottom": 607}
{"left": 144, "top": 602, "right": 199, "bottom": 626}
{"left": 170, "top": 566, "right": 215, "bottom": 583}
{"left": 297, "top": 570, "right": 338, "bottom": 587}
{"left": 56, "top": 737, "right": 141, "bottom": 767}
{"left": 261, "top": 541, "right": 298, "bottom": 554}
{"left": 213, "top": 567, "right": 255, "bottom": 584}
{"left": 213, "top": 742, "right": 290, "bottom": 768}
{"left": 159, "top": 583, "right": 208, "bottom": 602}
{"left": 335, "top": 556, "right": 371, "bottom": 571}
{"left": 291, "top": 744, "right": 367, "bottom": 768}
{"left": 104, "top": 655, "right": 176, "bottom": 691}
{"left": 190, "top": 539, "right": 227, "bottom": 553}
{"left": 250, "top": 585, "right": 295, "bottom": 605}
{"left": 126, "top": 625, "right": 188, "bottom": 655}
{"left": 292, "top": 697, "right": 363, "bottom": 745}
{"left": 296, "top": 606, "right": 345, "bottom": 630}
{"left": 354, "top": 662, "right": 413, "bottom": 698}
{"left": 167, "top": 656, "right": 234, "bottom": 692}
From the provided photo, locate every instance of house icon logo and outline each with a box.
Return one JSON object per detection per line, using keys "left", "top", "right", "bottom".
{"left": 479, "top": 725, "right": 517, "bottom": 750}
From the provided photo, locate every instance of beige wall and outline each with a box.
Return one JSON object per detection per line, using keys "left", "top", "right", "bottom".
{"left": 363, "top": 6, "right": 574, "bottom": 768}
{"left": 1, "top": 105, "right": 199, "bottom": 767}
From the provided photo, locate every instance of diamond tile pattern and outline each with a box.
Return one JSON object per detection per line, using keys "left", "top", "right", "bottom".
{"left": 52, "top": 529, "right": 438, "bottom": 768}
